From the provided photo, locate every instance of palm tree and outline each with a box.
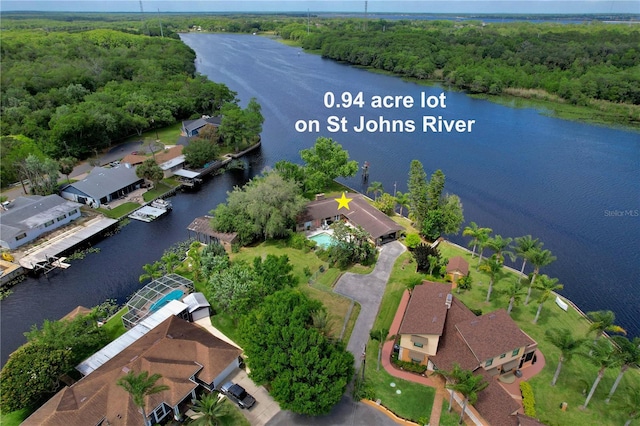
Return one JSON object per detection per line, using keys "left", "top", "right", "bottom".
{"left": 117, "top": 370, "right": 170, "bottom": 426}
{"left": 614, "top": 383, "right": 640, "bottom": 426}
{"left": 139, "top": 261, "right": 164, "bottom": 283}
{"left": 533, "top": 275, "right": 564, "bottom": 324}
{"left": 513, "top": 235, "right": 541, "bottom": 281}
{"left": 161, "top": 251, "right": 181, "bottom": 274}
{"left": 504, "top": 280, "right": 526, "bottom": 314}
{"left": 462, "top": 222, "right": 492, "bottom": 259}
{"left": 366, "top": 181, "right": 384, "bottom": 200}
{"left": 395, "top": 191, "right": 410, "bottom": 217}
{"left": 431, "top": 363, "right": 467, "bottom": 413}
{"left": 582, "top": 339, "right": 619, "bottom": 409}
{"left": 187, "top": 241, "right": 203, "bottom": 282}
{"left": 189, "top": 392, "right": 229, "bottom": 426}
{"left": 545, "top": 328, "right": 586, "bottom": 386}
{"left": 524, "top": 248, "right": 556, "bottom": 305}
{"left": 606, "top": 336, "right": 640, "bottom": 403}
{"left": 475, "top": 229, "right": 493, "bottom": 270}
{"left": 479, "top": 255, "right": 504, "bottom": 302}
{"left": 485, "top": 235, "right": 513, "bottom": 263}
{"left": 449, "top": 369, "right": 489, "bottom": 424}
{"left": 587, "top": 310, "right": 627, "bottom": 344}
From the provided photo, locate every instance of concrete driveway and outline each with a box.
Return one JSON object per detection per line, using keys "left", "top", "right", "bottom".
{"left": 223, "top": 369, "right": 281, "bottom": 426}
{"left": 334, "top": 240, "right": 406, "bottom": 369}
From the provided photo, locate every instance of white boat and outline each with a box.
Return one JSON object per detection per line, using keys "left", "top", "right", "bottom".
{"left": 151, "top": 199, "right": 172, "bottom": 210}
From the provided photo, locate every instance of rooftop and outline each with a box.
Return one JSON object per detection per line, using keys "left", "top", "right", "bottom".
{"left": 62, "top": 165, "right": 142, "bottom": 200}
{"left": 446, "top": 255, "right": 469, "bottom": 275}
{"left": 398, "top": 281, "right": 452, "bottom": 336}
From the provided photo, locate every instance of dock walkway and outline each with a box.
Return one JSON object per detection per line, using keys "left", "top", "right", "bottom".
{"left": 19, "top": 217, "right": 118, "bottom": 269}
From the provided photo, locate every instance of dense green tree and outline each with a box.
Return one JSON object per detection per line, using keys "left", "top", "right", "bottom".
{"left": 273, "top": 160, "right": 306, "bottom": 188}
{"left": 299, "top": 137, "right": 359, "bottom": 193}
{"left": 184, "top": 137, "right": 220, "bottom": 168}
{"left": 240, "top": 291, "right": 354, "bottom": 416}
{"left": 412, "top": 243, "right": 444, "bottom": 276}
{"left": 210, "top": 172, "right": 306, "bottom": 244}
{"left": 207, "top": 262, "right": 259, "bottom": 318}
{"left": 218, "top": 98, "right": 264, "bottom": 152}
{"left": 372, "top": 192, "right": 397, "bottom": 215}
{"left": 136, "top": 158, "right": 164, "bottom": 187}
{"left": 0, "top": 135, "right": 47, "bottom": 188}
{"left": 58, "top": 156, "right": 77, "bottom": 183}
{"left": 606, "top": 336, "right": 640, "bottom": 403}
{"left": 407, "top": 160, "right": 429, "bottom": 226}
{"left": 116, "top": 370, "right": 169, "bottom": 426}
{"left": 533, "top": 275, "right": 564, "bottom": 324}
{"left": 0, "top": 343, "right": 71, "bottom": 411}
{"left": 17, "top": 154, "right": 60, "bottom": 195}
{"left": 252, "top": 254, "right": 298, "bottom": 297}
{"left": 440, "top": 194, "right": 465, "bottom": 236}
{"left": 545, "top": 328, "right": 586, "bottom": 386}
{"left": 328, "top": 221, "right": 376, "bottom": 268}
{"left": 427, "top": 169, "right": 445, "bottom": 211}
{"left": 614, "top": 383, "right": 640, "bottom": 426}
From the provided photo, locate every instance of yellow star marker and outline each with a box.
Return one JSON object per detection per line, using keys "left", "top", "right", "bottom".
{"left": 335, "top": 192, "right": 353, "bottom": 210}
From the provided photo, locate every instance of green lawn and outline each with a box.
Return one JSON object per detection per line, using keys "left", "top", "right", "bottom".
{"left": 373, "top": 239, "right": 639, "bottom": 426}
{"left": 363, "top": 339, "right": 435, "bottom": 422}
{"left": 143, "top": 182, "right": 176, "bottom": 202}
{"left": 102, "top": 306, "right": 127, "bottom": 340}
{"left": 230, "top": 240, "right": 363, "bottom": 344}
{"left": 0, "top": 408, "right": 29, "bottom": 426}
{"left": 121, "top": 122, "right": 183, "bottom": 146}
{"left": 97, "top": 202, "right": 139, "bottom": 219}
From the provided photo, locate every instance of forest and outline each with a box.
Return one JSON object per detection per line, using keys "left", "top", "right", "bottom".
{"left": 1, "top": 12, "right": 638, "bottom": 187}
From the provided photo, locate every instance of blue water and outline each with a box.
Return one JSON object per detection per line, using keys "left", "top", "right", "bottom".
{"left": 149, "top": 289, "right": 184, "bottom": 312}
{"left": 309, "top": 232, "right": 335, "bottom": 249}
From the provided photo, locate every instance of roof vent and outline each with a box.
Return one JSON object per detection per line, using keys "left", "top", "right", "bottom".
{"left": 445, "top": 293, "right": 452, "bottom": 309}
{"left": 438, "top": 292, "right": 443, "bottom": 298}
{"left": 122, "top": 366, "right": 130, "bottom": 373}
{"left": 489, "top": 314, "right": 496, "bottom": 320}
{"left": 432, "top": 316, "right": 438, "bottom": 323}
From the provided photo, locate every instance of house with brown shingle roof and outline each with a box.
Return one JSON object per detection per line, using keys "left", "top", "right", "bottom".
{"left": 297, "top": 193, "right": 404, "bottom": 245}
{"left": 397, "top": 281, "right": 539, "bottom": 426}
{"left": 23, "top": 316, "right": 242, "bottom": 426}
{"left": 398, "top": 282, "right": 451, "bottom": 362}
{"left": 446, "top": 255, "right": 469, "bottom": 284}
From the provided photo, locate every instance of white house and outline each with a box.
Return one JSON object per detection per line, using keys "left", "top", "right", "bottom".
{"left": 0, "top": 195, "right": 82, "bottom": 249}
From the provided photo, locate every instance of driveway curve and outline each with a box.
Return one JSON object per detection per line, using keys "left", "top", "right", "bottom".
{"left": 334, "top": 240, "right": 406, "bottom": 370}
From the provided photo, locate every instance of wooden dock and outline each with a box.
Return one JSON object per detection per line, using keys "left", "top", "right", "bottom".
{"left": 19, "top": 217, "right": 118, "bottom": 270}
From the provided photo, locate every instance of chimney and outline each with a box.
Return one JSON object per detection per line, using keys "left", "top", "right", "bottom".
{"left": 445, "top": 293, "right": 452, "bottom": 309}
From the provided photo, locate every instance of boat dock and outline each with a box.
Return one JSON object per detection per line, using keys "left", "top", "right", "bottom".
{"left": 18, "top": 217, "right": 118, "bottom": 270}
{"left": 128, "top": 205, "right": 168, "bottom": 222}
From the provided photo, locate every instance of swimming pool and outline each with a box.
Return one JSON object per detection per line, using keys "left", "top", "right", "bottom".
{"left": 308, "top": 232, "right": 335, "bottom": 249}
{"left": 150, "top": 289, "right": 184, "bottom": 312}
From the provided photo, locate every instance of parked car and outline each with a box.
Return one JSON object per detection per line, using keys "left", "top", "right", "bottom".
{"left": 220, "top": 381, "right": 256, "bottom": 409}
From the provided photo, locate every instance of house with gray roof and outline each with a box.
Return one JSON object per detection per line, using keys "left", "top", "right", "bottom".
{"left": 60, "top": 165, "right": 143, "bottom": 208}
{"left": 181, "top": 115, "right": 222, "bottom": 137}
{"left": 0, "top": 195, "right": 82, "bottom": 249}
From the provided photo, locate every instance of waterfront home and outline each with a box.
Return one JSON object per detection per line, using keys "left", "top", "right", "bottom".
{"left": 297, "top": 193, "right": 404, "bottom": 245}
{"left": 187, "top": 215, "right": 238, "bottom": 248}
{"left": 59, "top": 165, "right": 143, "bottom": 208}
{"left": 181, "top": 115, "right": 221, "bottom": 137}
{"left": 397, "top": 281, "right": 539, "bottom": 425}
{"left": 24, "top": 315, "right": 243, "bottom": 426}
{"left": 0, "top": 195, "right": 82, "bottom": 249}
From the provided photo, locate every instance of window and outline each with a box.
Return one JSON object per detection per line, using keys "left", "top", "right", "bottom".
{"left": 57, "top": 214, "right": 67, "bottom": 222}
{"left": 44, "top": 220, "right": 55, "bottom": 227}
{"left": 413, "top": 341, "right": 424, "bottom": 348}
{"left": 512, "top": 348, "right": 520, "bottom": 357}
{"left": 500, "top": 353, "right": 506, "bottom": 359}
{"left": 15, "top": 233, "right": 26, "bottom": 241}
{"left": 412, "top": 335, "right": 427, "bottom": 348}
{"left": 485, "top": 358, "right": 493, "bottom": 367}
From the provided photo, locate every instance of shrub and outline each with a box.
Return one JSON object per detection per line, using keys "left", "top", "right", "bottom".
{"left": 520, "top": 381, "right": 536, "bottom": 417}
{"left": 404, "top": 233, "right": 422, "bottom": 249}
{"left": 391, "top": 355, "right": 428, "bottom": 374}
{"left": 287, "top": 233, "right": 307, "bottom": 250}
{"left": 303, "top": 266, "right": 312, "bottom": 277}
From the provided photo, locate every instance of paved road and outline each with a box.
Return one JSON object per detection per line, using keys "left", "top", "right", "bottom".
{"left": 266, "top": 395, "right": 396, "bottom": 426}
{"left": 334, "top": 240, "right": 406, "bottom": 370}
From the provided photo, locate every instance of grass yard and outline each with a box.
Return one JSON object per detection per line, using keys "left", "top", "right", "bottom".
{"left": 230, "top": 240, "right": 364, "bottom": 344}
{"left": 102, "top": 306, "right": 128, "bottom": 340}
{"left": 97, "top": 202, "right": 139, "bottom": 219}
{"left": 373, "top": 239, "right": 639, "bottom": 426}
{"left": 121, "top": 122, "right": 183, "bottom": 146}
{"left": 363, "top": 339, "right": 435, "bottom": 422}
{"left": 143, "top": 182, "right": 176, "bottom": 202}
{"left": 0, "top": 408, "right": 29, "bottom": 426}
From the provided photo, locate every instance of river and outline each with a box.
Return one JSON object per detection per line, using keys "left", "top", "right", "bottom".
{"left": 1, "top": 33, "right": 638, "bottom": 367}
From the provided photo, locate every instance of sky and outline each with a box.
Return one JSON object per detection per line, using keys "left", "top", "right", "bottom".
{"left": 1, "top": 1, "right": 639, "bottom": 14}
